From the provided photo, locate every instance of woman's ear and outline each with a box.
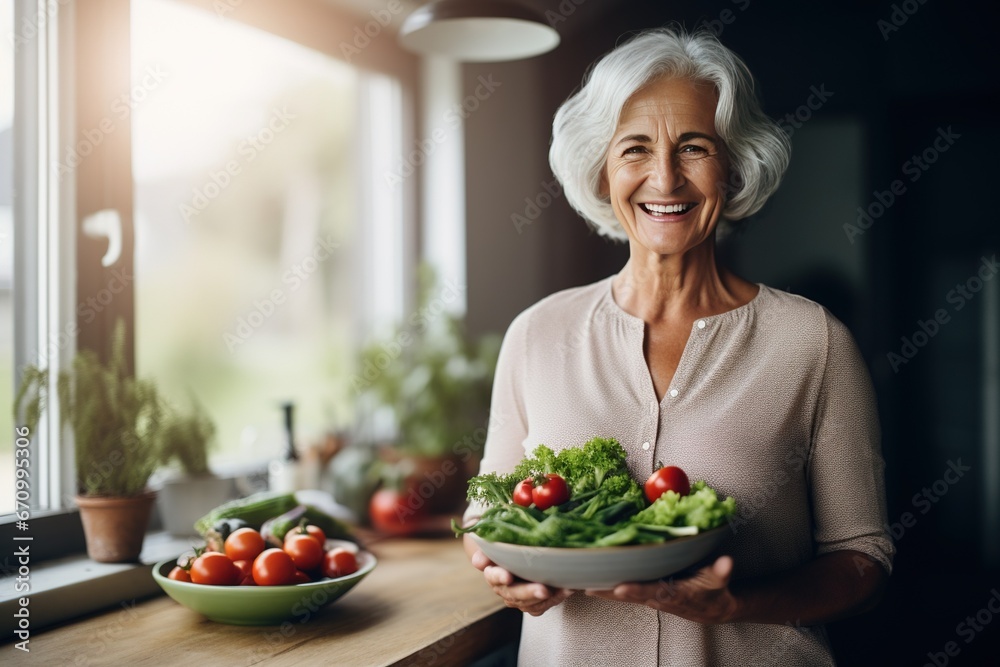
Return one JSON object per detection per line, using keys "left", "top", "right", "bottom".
{"left": 598, "top": 168, "right": 609, "bottom": 198}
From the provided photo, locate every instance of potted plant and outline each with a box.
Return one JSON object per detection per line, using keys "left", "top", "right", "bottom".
{"left": 155, "top": 396, "right": 236, "bottom": 536}
{"left": 14, "top": 319, "right": 165, "bottom": 562}
{"left": 357, "top": 267, "right": 501, "bottom": 514}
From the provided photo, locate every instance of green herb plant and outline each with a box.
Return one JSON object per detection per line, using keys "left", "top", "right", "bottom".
{"left": 14, "top": 319, "right": 166, "bottom": 497}
{"left": 358, "top": 264, "right": 501, "bottom": 458}
{"left": 157, "top": 395, "right": 217, "bottom": 477}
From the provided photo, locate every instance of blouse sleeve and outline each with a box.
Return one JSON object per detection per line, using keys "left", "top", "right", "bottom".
{"left": 807, "top": 309, "right": 895, "bottom": 575}
{"left": 462, "top": 309, "right": 532, "bottom": 523}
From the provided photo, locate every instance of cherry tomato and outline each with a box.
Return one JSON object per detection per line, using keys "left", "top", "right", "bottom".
{"left": 285, "top": 524, "right": 326, "bottom": 549}
{"left": 232, "top": 559, "right": 252, "bottom": 582}
{"left": 292, "top": 570, "right": 312, "bottom": 585}
{"left": 167, "top": 566, "right": 191, "bottom": 582}
{"left": 644, "top": 465, "right": 691, "bottom": 502}
{"left": 369, "top": 488, "right": 424, "bottom": 535}
{"left": 252, "top": 548, "right": 297, "bottom": 586}
{"left": 531, "top": 474, "right": 569, "bottom": 510}
{"left": 225, "top": 527, "right": 266, "bottom": 563}
{"left": 323, "top": 548, "right": 359, "bottom": 579}
{"left": 513, "top": 479, "right": 534, "bottom": 507}
{"left": 283, "top": 534, "right": 324, "bottom": 571}
{"left": 190, "top": 551, "right": 239, "bottom": 586}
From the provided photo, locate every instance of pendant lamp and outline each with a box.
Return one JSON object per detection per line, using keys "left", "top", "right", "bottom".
{"left": 399, "top": 0, "right": 560, "bottom": 62}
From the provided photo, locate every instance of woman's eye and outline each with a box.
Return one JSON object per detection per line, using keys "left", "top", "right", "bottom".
{"left": 679, "top": 144, "right": 709, "bottom": 155}
{"left": 622, "top": 145, "right": 647, "bottom": 155}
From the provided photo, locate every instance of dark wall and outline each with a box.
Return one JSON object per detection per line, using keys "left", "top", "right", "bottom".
{"left": 467, "top": 1, "right": 1000, "bottom": 664}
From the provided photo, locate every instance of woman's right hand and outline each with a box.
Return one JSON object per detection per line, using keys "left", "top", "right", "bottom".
{"left": 471, "top": 549, "right": 574, "bottom": 616}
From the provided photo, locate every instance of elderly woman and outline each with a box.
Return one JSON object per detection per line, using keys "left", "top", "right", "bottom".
{"left": 462, "top": 27, "right": 894, "bottom": 666}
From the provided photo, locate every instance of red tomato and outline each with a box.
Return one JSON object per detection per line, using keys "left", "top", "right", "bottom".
{"left": 531, "top": 474, "right": 569, "bottom": 510}
{"left": 323, "top": 548, "right": 359, "bottom": 579}
{"left": 252, "top": 548, "right": 297, "bottom": 586}
{"left": 644, "top": 465, "right": 691, "bottom": 502}
{"left": 369, "top": 488, "right": 424, "bottom": 535}
{"left": 190, "top": 551, "right": 239, "bottom": 586}
{"left": 292, "top": 570, "right": 312, "bottom": 585}
{"left": 232, "top": 559, "right": 252, "bottom": 582}
{"left": 513, "top": 479, "right": 534, "bottom": 507}
{"left": 285, "top": 524, "right": 327, "bottom": 549}
{"left": 284, "top": 534, "right": 324, "bottom": 571}
{"left": 225, "top": 527, "right": 266, "bottom": 563}
{"left": 167, "top": 566, "right": 191, "bottom": 582}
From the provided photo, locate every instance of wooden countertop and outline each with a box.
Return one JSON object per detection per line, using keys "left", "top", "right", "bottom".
{"left": 14, "top": 537, "right": 521, "bottom": 666}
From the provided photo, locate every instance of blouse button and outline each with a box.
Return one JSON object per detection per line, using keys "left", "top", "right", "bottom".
{"left": 696, "top": 320, "right": 706, "bottom": 329}
{"left": 669, "top": 388, "right": 679, "bottom": 398}
{"left": 642, "top": 441, "right": 650, "bottom": 451}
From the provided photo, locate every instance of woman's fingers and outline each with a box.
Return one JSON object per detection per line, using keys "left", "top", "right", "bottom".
{"left": 470, "top": 549, "right": 494, "bottom": 572}
{"left": 480, "top": 564, "right": 573, "bottom": 615}
{"left": 471, "top": 547, "right": 573, "bottom": 616}
{"left": 483, "top": 564, "right": 515, "bottom": 587}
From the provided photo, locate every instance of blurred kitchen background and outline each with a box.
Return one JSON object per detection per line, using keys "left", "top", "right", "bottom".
{"left": 2, "top": 0, "right": 998, "bottom": 664}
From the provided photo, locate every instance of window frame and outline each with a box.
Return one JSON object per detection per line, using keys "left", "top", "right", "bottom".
{"left": 6, "top": 0, "right": 421, "bottom": 559}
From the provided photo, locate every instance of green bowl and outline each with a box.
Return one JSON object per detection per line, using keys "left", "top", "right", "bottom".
{"left": 152, "top": 544, "right": 377, "bottom": 625}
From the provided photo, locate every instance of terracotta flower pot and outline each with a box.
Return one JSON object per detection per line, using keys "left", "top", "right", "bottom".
{"left": 76, "top": 492, "right": 157, "bottom": 563}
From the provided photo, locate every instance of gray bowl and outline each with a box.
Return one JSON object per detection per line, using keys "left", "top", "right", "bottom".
{"left": 471, "top": 526, "right": 730, "bottom": 590}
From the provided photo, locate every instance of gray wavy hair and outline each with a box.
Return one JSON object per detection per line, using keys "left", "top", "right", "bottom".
{"left": 549, "top": 27, "right": 791, "bottom": 240}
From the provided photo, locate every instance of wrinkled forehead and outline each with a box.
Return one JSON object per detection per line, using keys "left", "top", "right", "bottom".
{"left": 617, "top": 77, "right": 720, "bottom": 132}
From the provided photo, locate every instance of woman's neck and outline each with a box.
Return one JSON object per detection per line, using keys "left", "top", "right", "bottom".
{"left": 611, "top": 240, "right": 755, "bottom": 324}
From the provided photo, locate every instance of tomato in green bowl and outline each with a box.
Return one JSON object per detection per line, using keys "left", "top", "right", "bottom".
{"left": 152, "top": 545, "right": 376, "bottom": 625}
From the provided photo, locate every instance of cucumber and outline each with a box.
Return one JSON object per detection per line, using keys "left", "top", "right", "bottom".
{"left": 260, "top": 505, "right": 355, "bottom": 546}
{"left": 194, "top": 491, "right": 298, "bottom": 535}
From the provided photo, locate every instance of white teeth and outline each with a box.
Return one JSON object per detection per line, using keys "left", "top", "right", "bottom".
{"left": 645, "top": 203, "right": 693, "bottom": 214}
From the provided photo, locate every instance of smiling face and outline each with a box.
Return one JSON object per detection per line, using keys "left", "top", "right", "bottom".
{"left": 602, "top": 76, "right": 729, "bottom": 258}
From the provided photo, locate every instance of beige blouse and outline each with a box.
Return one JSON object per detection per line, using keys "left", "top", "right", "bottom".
{"left": 468, "top": 275, "right": 894, "bottom": 667}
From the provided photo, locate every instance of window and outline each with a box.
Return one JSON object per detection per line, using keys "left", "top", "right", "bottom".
{"left": 1, "top": 2, "right": 14, "bottom": 514}
{"left": 8, "top": 0, "right": 417, "bottom": 516}
{"left": 131, "top": 0, "right": 408, "bottom": 467}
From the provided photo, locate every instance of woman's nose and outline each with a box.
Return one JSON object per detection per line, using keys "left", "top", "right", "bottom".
{"left": 646, "top": 153, "right": 685, "bottom": 193}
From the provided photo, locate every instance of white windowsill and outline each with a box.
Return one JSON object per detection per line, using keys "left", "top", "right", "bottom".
{"left": 0, "top": 531, "right": 193, "bottom": 638}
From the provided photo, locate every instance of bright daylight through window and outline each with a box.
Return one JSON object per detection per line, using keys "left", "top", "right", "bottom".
{"left": 132, "top": 0, "right": 401, "bottom": 471}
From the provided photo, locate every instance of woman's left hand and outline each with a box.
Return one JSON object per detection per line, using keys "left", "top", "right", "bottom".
{"left": 586, "top": 555, "right": 740, "bottom": 625}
